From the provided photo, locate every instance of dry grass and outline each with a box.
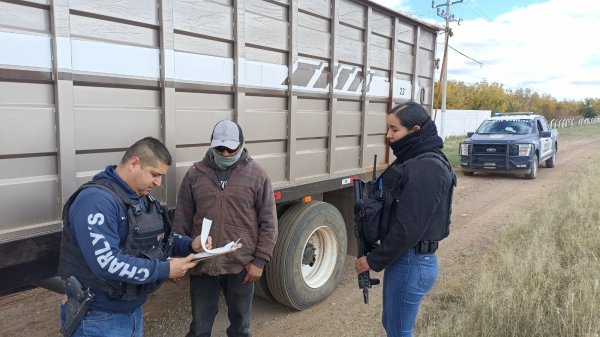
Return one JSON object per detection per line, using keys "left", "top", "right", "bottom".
{"left": 416, "top": 157, "right": 600, "bottom": 337}
{"left": 555, "top": 123, "right": 600, "bottom": 140}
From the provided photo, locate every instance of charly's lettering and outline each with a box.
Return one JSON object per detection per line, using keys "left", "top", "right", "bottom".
{"left": 94, "top": 241, "right": 111, "bottom": 256}
{"left": 134, "top": 269, "right": 150, "bottom": 281}
{"left": 107, "top": 258, "right": 125, "bottom": 274}
{"left": 97, "top": 251, "right": 115, "bottom": 268}
{"left": 118, "top": 264, "right": 138, "bottom": 279}
{"left": 90, "top": 232, "right": 104, "bottom": 246}
{"left": 85, "top": 212, "right": 151, "bottom": 280}
{"left": 87, "top": 213, "right": 104, "bottom": 225}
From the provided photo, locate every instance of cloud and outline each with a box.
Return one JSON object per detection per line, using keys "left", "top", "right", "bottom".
{"left": 446, "top": 0, "right": 599, "bottom": 100}
{"left": 377, "top": 0, "right": 410, "bottom": 11}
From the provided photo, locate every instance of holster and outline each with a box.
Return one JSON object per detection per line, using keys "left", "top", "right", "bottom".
{"left": 414, "top": 240, "right": 439, "bottom": 255}
{"left": 60, "top": 276, "right": 94, "bottom": 337}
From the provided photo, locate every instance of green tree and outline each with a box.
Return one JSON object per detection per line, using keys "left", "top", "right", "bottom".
{"left": 435, "top": 80, "right": 596, "bottom": 118}
{"left": 580, "top": 99, "right": 598, "bottom": 118}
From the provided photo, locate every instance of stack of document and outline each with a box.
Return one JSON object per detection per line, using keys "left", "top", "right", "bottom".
{"left": 194, "top": 218, "right": 242, "bottom": 261}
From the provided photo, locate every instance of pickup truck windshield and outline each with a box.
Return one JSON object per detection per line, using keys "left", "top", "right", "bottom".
{"left": 476, "top": 119, "right": 534, "bottom": 135}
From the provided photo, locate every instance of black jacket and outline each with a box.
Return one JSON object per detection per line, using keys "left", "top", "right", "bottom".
{"left": 366, "top": 120, "right": 456, "bottom": 272}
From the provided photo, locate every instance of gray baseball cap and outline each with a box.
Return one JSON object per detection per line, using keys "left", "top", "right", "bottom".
{"left": 210, "top": 120, "right": 243, "bottom": 149}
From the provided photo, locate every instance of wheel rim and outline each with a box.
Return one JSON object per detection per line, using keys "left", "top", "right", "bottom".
{"left": 300, "top": 225, "right": 338, "bottom": 289}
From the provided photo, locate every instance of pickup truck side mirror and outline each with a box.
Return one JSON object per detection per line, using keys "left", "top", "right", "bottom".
{"left": 540, "top": 131, "right": 551, "bottom": 138}
{"left": 467, "top": 132, "right": 474, "bottom": 137}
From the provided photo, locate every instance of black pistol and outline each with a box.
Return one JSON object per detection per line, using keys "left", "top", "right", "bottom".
{"left": 60, "top": 276, "right": 94, "bottom": 337}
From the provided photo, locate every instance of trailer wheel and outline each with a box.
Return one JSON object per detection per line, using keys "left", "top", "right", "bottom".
{"left": 266, "top": 201, "right": 347, "bottom": 310}
{"left": 254, "top": 274, "right": 275, "bottom": 301}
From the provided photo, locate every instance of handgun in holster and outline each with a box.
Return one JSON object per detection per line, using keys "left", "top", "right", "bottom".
{"left": 60, "top": 276, "right": 94, "bottom": 337}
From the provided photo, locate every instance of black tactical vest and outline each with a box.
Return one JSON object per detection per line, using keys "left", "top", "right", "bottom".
{"left": 58, "top": 178, "right": 173, "bottom": 301}
{"left": 380, "top": 152, "right": 456, "bottom": 241}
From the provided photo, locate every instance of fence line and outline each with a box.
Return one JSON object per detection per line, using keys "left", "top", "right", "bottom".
{"left": 436, "top": 111, "right": 599, "bottom": 140}
{"left": 549, "top": 117, "right": 600, "bottom": 128}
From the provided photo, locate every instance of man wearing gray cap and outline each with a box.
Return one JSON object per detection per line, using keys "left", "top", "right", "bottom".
{"left": 173, "top": 120, "right": 278, "bottom": 337}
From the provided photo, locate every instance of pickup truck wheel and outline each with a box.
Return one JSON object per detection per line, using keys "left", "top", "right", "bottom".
{"left": 525, "top": 155, "right": 538, "bottom": 179}
{"left": 265, "top": 201, "right": 347, "bottom": 310}
{"left": 545, "top": 146, "right": 557, "bottom": 168}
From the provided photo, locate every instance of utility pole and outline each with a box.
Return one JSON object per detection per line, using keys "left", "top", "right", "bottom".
{"left": 432, "top": 0, "right": 461, "bottom": 139}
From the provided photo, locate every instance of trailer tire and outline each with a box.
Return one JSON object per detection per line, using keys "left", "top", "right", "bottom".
{"left": 266, "top": 201, "right": 347, "bottom": 310}
{"left": 254, "top": 274, "right": 275, "bottom": 301}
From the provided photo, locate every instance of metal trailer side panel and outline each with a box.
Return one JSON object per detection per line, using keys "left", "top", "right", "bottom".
{"left": 0, "top": 0, "right": 439, "bottom": 292}
{"left": 0, "top": 2, "right": 60, "bottom": 241}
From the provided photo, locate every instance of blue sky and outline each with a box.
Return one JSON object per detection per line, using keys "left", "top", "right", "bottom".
{"left": 372, "top": 0, "right": 600, "bottom": 101}
{"left": 398, "top": 0, "right": 548, "bottom": 21}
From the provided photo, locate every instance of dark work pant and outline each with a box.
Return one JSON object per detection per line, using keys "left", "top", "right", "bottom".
{"left": 186, "top": 270, "right": 253, "bottom": 337}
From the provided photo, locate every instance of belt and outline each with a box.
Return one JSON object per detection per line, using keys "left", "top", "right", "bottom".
{"left": 414, "top": 240, "right": 438, "bottom": 254}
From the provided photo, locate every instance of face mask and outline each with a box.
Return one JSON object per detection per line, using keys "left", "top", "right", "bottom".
{"left": 212, "top": 148, "right": 243, "bottom": 168}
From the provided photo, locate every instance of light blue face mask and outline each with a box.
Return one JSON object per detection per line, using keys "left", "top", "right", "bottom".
{"left": 212, "top": 148, "right": 243, "bottom": 168}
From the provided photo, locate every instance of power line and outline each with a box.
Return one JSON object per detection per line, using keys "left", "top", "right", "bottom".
{"left": 464, "top": 0, "right": 493, "bottom": 21}
{"left": 448, "top": 45, "right": 483, "bottom": 66}
{"left": 430, "top": 1, "right": 484, "bottom": 71}
{"left": 435, "top": 41, "right": 484, "bottom": 66}
{"left": 431, "top": 0, "right": 463, "bottom": 124}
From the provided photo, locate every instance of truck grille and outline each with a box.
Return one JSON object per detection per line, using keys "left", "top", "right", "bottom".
{"left": 472, "top": 144, "right": 508, "bottom": 155}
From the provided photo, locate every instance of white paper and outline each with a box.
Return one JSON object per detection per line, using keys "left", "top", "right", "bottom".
{"left": 194, "top": 218, "right": 242, "bottom": 261}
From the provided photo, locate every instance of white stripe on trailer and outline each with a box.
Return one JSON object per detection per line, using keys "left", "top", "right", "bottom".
{"left": 239, "top": 58, "right": 287, "bottom": 90}
{"left": 71, "top": 39, "right": 160, "bottom": 78}
{"left": 56, "top": 37, "right": 73, "bottom": 70}
{"left": 174, "top": 51, "right": 233, "bottom": 85}
{"left": 369, "top": 74, "right": 390, "bottom": 97}
{"left": 0, "top": 32, "right": 418, "bottom": 98}
{"left": 0, "top": 32, "right": 52, "bottom": 69}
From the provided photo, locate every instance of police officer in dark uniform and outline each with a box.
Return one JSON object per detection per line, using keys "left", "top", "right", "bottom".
{"left": 355, "top": 102, "right": 456, "bottom": 337}
{"left": 58, "top": 137, "right": 208, "bottom": 337}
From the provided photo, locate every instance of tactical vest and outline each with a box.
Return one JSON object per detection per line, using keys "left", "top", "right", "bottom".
{"left": 58, "top": 177, "right": 173, "bottom": 301}
{"left": 379, "top": 152, "right": 457, "bottom": 242}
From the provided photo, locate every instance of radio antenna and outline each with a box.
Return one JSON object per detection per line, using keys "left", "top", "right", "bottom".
{"left": 372, "top": 155, "right": 377, "bottom": 182}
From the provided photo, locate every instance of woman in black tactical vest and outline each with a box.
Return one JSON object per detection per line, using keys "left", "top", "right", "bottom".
{"left": 355, "top": 102, "right": 456, "bottom": 337}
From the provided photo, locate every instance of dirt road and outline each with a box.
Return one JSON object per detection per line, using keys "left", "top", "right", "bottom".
{"left": 2, "top": 133, "right": 599, "bottom": 337}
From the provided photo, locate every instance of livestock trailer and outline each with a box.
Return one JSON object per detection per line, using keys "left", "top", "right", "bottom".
{"left": 0, "top": 0, "right": 439, "bottom": 309}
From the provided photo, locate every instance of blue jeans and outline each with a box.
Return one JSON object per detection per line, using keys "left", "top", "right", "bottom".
{"left": 60, "top": 303, "right": 143, "bottom": 337}
{"left": 186, "top": 269, "right": 253, "bottom": 337}
{"left": 382, "top": 249, "right": 438, "bottom": 337}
